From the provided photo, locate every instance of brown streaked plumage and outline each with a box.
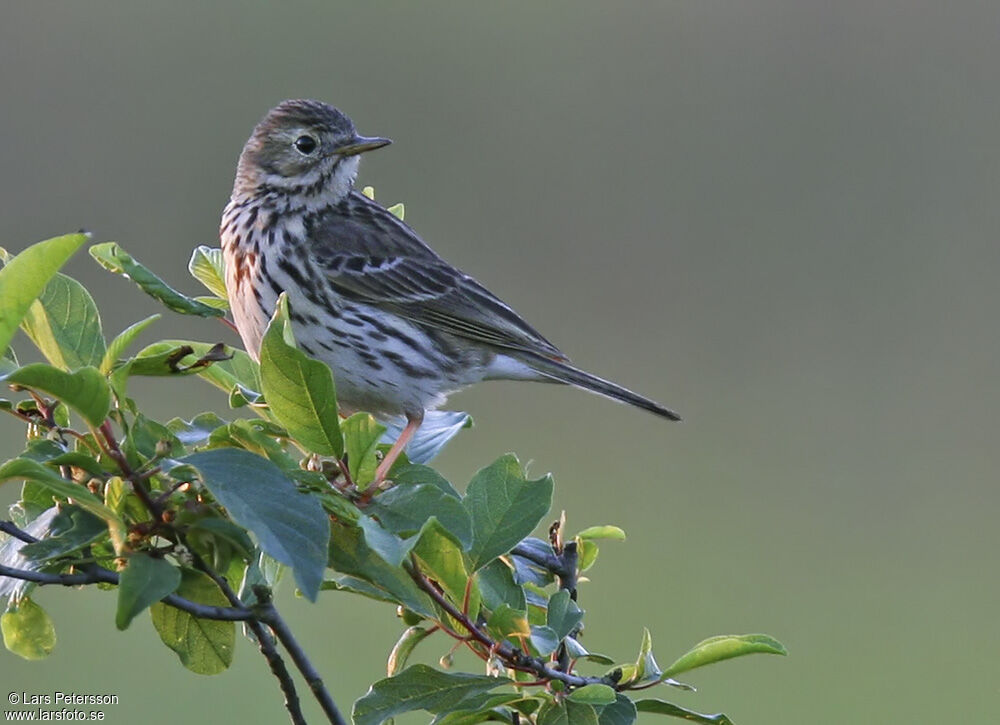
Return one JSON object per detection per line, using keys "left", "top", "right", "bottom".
{"left": 221, "top": 100, "right": 680, "bottom": 482}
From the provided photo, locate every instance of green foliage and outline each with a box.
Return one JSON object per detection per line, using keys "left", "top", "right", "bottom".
{"left": 22, "top": 271, "right": 105, "bottom": 370}
{"left": 2, "top": 364, "right": 111, "bottom": 426}
{"left": 0, "top": 232, "right": 89, "bottom": 355}
{"left": 464, "top": 455, "right": 553, "bottom": 571}
{"left": 259, "top": 294, "right": 343, "bottom": 457}
{"left": 1, "top": 597, "right": 56, "bottom": 660}
{"left": 661, "top": 634, "right": 788, "bottom": 679}
{"left": 634, "top": 700, "right": 734, "bottom": 725}
{"left": 89, "top": 242, "right": 224, "bottom": 318}
{"left": 188, "top": 245, "right": 228, "bottom": 302}
{"left": 0, "top": 230, "right": 785, "bottom": 724}
{"left": 116, "top": 553, "right": 182, "bottom": 630}
{"left": 150, "top": 569, "right": 234, "bottom": 675}
{"left": 181, "top": 448, "right": 329, "bottom": 601}
{"left": 353, "top": 665, "right": 510, "bottom": 725}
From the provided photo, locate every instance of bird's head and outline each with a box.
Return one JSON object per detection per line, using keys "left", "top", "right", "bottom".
{"left": 232, "top": 99, "right": 391, "bottom": 200}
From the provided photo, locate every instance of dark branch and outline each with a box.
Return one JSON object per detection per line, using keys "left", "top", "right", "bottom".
{"left": 0, "top": 562, "right": 253, "bottom": 621}
{"left": 97, "top": 420, "right": 163, "bottom": 519}
{"left": 0, "top": 520, "right": 39, "bottom": 544}
{"left": 1, "top": 521, "right": 254, "bottom": 621}
{"left": 510, "top": 542, "right": 572, "bottom": 580}
{"left": 554, "top": 541, "right": 580, "bottom": 673}
{"left": 178, "top": 538, "right": 309, "bottom": 725}
{"left": 254, "top": 587, "right": 348, "bottom": 725}
{"left": 406, "top": 556, "right": 617, "bottom": 691}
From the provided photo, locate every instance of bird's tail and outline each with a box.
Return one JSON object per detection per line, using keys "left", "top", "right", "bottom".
{"left": 522, "top": 353, "right": 681, "bottom": 421}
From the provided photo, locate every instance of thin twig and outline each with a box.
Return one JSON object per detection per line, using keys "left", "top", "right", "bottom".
{"left": 1, "top": 521, "right": 253, "bottom": 621}
{"left": 2, "top": 519, "right": 309, "bottom": 723}
{"left": 254, "top": 586, "right": 348, "bottom": 725}
{"left": 0, "top": 563, "right": 252, "bottom": 621}
{"left": 96, "top": 421, "right": 162, "bottom": 519}
{"left": 406, "top": 556, "right": 616, "bottom": 690}
{"left": 180, "top": 541, "right": 309, "bottom": 725}
{"left": 510, "top": 543, "right": 567, "bottom": 577}
{"left": 56, "top": 427, "right": 102, "bottom": 455}
{"left": 554, "top": 541, "right": 579, "bottom": 673}
{"left": 0, "top": 521, "right": 38, "bottom": 544}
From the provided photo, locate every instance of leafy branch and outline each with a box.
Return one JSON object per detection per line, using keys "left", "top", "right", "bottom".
{"left": 0, "top": 222, "right": 785, "bottom": 725}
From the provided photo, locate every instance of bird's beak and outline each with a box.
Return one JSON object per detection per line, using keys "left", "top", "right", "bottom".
{"left": 334, "top": 135, "right": 392, "bottom": 157}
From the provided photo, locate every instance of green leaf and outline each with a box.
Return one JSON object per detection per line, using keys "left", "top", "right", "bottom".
{"left": 125, "top": 413, "right": 183, "bottom": 460}
{"left": 633, "top": 700, "right": 733, "bottom": 725}
{"left": 358, "top": 515, "right": 419, "bottom": 568}
{"left": 137, "top": 340, "right": 260, "bottom": 397}
{"left": 187, "top": 518, "right": 255, "bottom": 562}
{"left": 435, "top": 698, "right": 528, "bottom": 725}
{"left": 0, "top": 346, "right": 18, "bottom": 375}
{"left": 188, "top": 245, "right": 228, "bottom": 300}
{"left": 18, "top": 439, "right": 105, "bottom": 478}
{"left": 167, "top": 412, "right": 228, "bottom": 446}
{"left": 101, "top": 314, "right": 161, "bottom": 374}
{"left": 1, "top": 597, "right": 56, "bottom": 660}
{"left": 537, "top": 700, "right": 599, "bottom": 725}
{"left": 413, "top": 518, "right": 480, "bottom": 616}
{"left": 237, "top": 551, "right": 286, "bottom": 607}
{"left": 259, "top": 294, "right": 342, "bottom": 457}
{"left": 547, "top": 589, "right": 583, "bottom": 641}
{"left": 352, "top": 664, "right": 509, "bottom": 725}
{"left": 387, "top": 625, "right": 434, "bottom": 676}
{"left": 0, "top": 458, "right": 118, "bottom": 524}
{"left": 529, "top": 625, "right": 560, "bottom": 656}
{"left": 21, "top": 272, "right": 105, "bottom": 370}
{"left": 150, "top": 568, "right": 234, "bottom": 675}
{"left": 477, "top": 559, "right": 526, "bottom": 613}
{"left": 578, "top": 539, "right": 600, "bottom": 571}
{"left": 370, "top": 483, "right": 473, "bottom": 550}
{"left": 661, "top": 633, "right": 787, "bottom": 678}
{"left": 575, "top": 645, "right": 616, "bottom": 666}
{"left": 577, "top": 525, "right": 626, "bottom": 541}
{"left": 430, "top": 694, "right": 525, "bottom": 725}
{"left": 633, "top": 628, "right": 663, "bottom": 685}
{"left": 486, "top": 603, "right": 530, "bottom": 640}
{"left": 328, "top": 520, "right": 436, "bottom": 618}
{"left": 207, "top": 419, "right": 299, "bottom": 472}
{"left": 0, "top": 459, "right": 125, "bottom": 557}
{"left": 181, "top": 448, "right": 328, "bottom": 601}
{"left": 116, "top": 553, "right": 182, "bottom": 630}
{"left": 103, "top": 476, "right": 148, "bottom": 524}
{"left": 122, "top": 341, "right": 233, "bottom": 377}
{"left": 342, "top": 412, "right": 385, "bottom": 486}
{"left": 596, "top": 694, "right": 637, "bottom": 725}
{"left": 391, "top": 464, "right": 461, "bottom": 499}
{"left": 194, "top": 295, "right": 229, "bottom": 309}
{"left": 19, "top": 505, "right": 107, "bottom": 562}
{"left": 1, "top": 364, "right": 111, "bottom": 426}
{"left": 88, "top": 242, "right": 224, "bottom": 317}
{"left": 568, "top": 685, "right": 616, "bottom": 706}
{"left": 464, "top": 455, "right": 553, "bottom": 571}
{"left": 0, "top": 233, "right": 89, "bottom": 356}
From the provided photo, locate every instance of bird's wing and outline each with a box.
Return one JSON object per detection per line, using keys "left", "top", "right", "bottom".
{"left": 308, "top": 192, "right": 567, "bottom": 360}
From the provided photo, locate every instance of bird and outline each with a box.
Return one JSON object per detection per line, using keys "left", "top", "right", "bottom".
{"left": 221, "top": 99, "right": 679, "bottom": 483}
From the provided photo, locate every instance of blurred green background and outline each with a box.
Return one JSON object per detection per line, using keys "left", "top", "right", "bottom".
{"left": 2, "top": 2, "right": 998, "bottom": 723}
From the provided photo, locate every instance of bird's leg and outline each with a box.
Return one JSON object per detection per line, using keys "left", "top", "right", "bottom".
{"left": 372, "top": 412, "right": 423, "bottom": 487}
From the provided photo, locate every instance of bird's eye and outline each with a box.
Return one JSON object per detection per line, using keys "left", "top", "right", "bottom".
{"left": 294, "top": 135, "right": 318, "bottom": 155}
